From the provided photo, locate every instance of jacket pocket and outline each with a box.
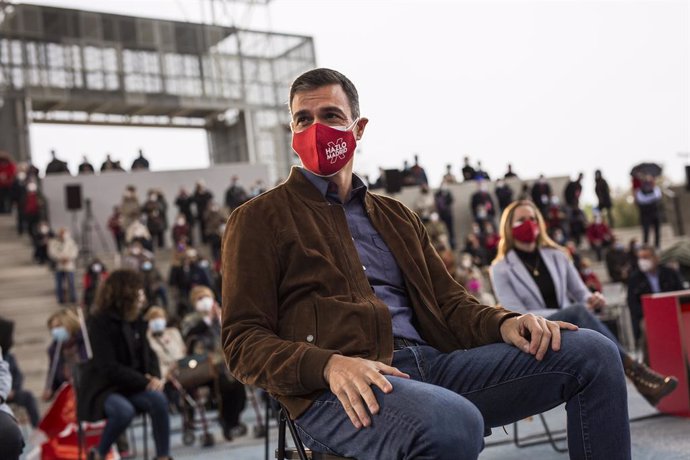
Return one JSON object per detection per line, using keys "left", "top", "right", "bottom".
{"left": 313, "top": 299, "right": 372, "bottom": 356}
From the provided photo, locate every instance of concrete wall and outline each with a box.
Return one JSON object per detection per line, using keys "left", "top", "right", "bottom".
{"left": 388, "top": 175, "right": 570, "bottom": 247}
{"left": 669, "top": 185, "right": 690, "bottom": 236}
{"left": 42, "top": 163, "right": 268, "bottom": 253}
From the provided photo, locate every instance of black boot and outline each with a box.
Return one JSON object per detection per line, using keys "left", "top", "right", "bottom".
{"left": 623, "top": 356, "right": 678, "bottom": 406}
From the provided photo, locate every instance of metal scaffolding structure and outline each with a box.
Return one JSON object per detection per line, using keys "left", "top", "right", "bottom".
{"left": 0, "top": 1, "right": 315, "bottom": 180}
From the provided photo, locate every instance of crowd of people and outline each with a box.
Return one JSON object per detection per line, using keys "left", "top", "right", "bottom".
{"left": 0, "top": 124, "right": 684, "bottom": 460}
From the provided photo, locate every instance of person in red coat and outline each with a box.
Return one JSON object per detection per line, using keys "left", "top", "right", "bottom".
{"left": 0, "top": 151, "right": 17, "bottom": 214}
{"left": 586, "top": 214, "right": 613, "bottom": 261}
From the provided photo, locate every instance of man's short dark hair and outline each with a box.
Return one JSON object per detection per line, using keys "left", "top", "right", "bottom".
{"left": 289, "top": 68, "right": 360, "bottom": 119}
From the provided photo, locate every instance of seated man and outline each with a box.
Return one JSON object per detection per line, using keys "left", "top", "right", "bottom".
{"left": 627, "top": 244, "right": 685, "bottom": 346}
{"left": 222, "top": 68, "right": 632, "bottom": 460}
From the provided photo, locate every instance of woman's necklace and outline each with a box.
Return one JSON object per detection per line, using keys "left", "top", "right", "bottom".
{"left": 522, "top": 255, "right": 541, "bottom": 276}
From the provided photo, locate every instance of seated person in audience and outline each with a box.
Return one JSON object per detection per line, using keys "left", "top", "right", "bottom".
{"left": 122, "top": 241, "right": 155, "bottom": 271}
{"left": 605, "top": 236, "right": 632, "bottom": 283}
{"left": 125, "top": 217, "right": 153, "bottom": 252}
{"left": 43, "top": 309, "right": 87, "bottom": 401}
{"left": 0, "top": 319, "right": 39, "bottom": 428}
{"left": 0, "top": 348, "right": 24, "bottom": 460}
{"left": 87, "top": 270, "right": 171, "bottom": 460}
{"left": 183, "top": 286, "right": 247, "bottom": 441}
{"left": 490, "top": 200, "right": 677, "bottom": 406}
{"left": 626, "top": 244, "right": 685, "bottom": 347}
{"left": 579, "top": 257, "right": 603, "bottom": 295}
{"left": 586, "top": 213, "right": 613, "bottom": 261}
{"left": 144, "top": 307, "right": 186, "bottom": 407}
{"left": 221, "top": 68, "right": 633, "bottom": 459}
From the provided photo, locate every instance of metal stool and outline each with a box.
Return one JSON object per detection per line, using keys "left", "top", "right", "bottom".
{"left": 275, "top": 405, "right": 352, "bottom": 460}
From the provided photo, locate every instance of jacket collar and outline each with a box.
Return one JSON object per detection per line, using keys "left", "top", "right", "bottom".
{"left": 285, "top": 166, "right": 375, "bottom": 214}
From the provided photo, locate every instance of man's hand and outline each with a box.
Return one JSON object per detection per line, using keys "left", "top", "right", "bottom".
{"left": 323, "top": 355, "right": 410, "bottom": 429}
{"left": 586, "top": 292, "right": 606, "bottom": 311}
{"left": 500, "top": 314, "right": 578, "bottom": 361}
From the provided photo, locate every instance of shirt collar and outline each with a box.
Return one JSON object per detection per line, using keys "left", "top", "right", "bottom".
{"left": 298, "top": 167, "right": 368, "bottom": 204}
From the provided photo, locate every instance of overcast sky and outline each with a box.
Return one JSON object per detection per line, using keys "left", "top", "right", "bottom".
{"left": 24, "top": 0, "right": 690, "bottom": 204}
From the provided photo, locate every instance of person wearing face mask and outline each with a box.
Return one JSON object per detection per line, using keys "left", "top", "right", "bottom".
{"left": 21, "top": 180, "right": 45, "bottom": 238}
{"left": 0, "top": 151, "right": 17, "bottom": 214}
{"left": 144, "top": 307, "right": 186, "bottom": 387}
{"left": 626, "top": 245, "right": 684, "bottom": 347}
{"left": 494, "top": 178, "right": 513, "bottom": 212}
{"left": 586, "top": 213, "right": 613, "bottom": 261}
{"left": 143, "top": 191, "right": 166, "bottom": 249}
{"left": 470, "top": 179, "right": 496, "bottom": 229}
{"left": 0, "top": 345, "right": 24, "bottom": 460}
{"left": 43, "top": 309, "right": 87, "bottom": 401}
{"left": 33, "top": 220, "right": 54, "bottom": 265}
{"left": 491, "top": 200, "right": 678, "bottom": 407}
{"left": 10, "top": 169, "right": 27, "bottom": 234}
{"left": 86, "top": 270, "right": 171, "bottom": 460}
{"left": 183, "top": 286, "right": 247, "bottom": 441}
{"left": 222, "top": 69, "right": 634, "bottom": 459}
{"left": 48, "top": 227, "right": 79, "bottom": 305}
{"left": 83, "top": 259, "right": 108, "bottom": 312}
{"left": 120, "top": 185, "right": 141, "bottom": 230}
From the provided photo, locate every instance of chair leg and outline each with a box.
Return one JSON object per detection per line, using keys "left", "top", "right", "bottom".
{"left": 265, "top": 398, "right": 270, "bottom": 460}
{"left": 284, "top": 414, "right": 309, "bottom": 460}
{"left": 143, "top": 414, "right": 149, "bottom": 460}
{"left": 277, "top": 411, "right": 286, "bottom": 460}
{"left": 538, "top": 413, "right": 568, "bottom": 453}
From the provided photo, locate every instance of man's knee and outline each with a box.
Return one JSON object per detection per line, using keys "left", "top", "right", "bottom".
{"left": 0, "top": 413, "right": 24, "bottom": 460}
{"left": 563, "top": 329, "right": 623, "bottom": 382}
{"left": 413, "top": 395, "right": 484, "bottom": 460}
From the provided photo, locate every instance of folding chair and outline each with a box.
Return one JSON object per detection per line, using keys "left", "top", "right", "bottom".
{"left": 275, "top": 405, "right": 352, "bottom": 460}
{"left": 513, "top": 414, "right": 567, "bottom": 453}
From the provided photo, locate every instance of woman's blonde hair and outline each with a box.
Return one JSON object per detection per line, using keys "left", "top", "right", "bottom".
{"left": 493, "top": 200, "right": 566, "bottom": 264}
{"left": 46, "top": 308, "right": 81, "bottom": 336}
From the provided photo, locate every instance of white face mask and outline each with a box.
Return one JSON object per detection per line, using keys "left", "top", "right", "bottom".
{"left": 149, "top": 318, "right": 167, "bottom": 333}
{"left": 27, "top": 183, "right": 37, "bottom": 192}
{"left": 195, "top": 297, "right": 214, "bottom": 314}
{"left": 638, "top": 259, "right": 654, "bottom": 273}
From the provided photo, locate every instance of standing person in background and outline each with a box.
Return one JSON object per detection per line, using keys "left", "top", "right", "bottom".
{"left": 530, "top": 175, "right": 552, "bottom": 215}
{"left": 204, "top": 203, "right": 226, "bottom": 263}
{"left": 107, "top": 206, "right": 125, "bottom": 253}
{"left": 143, "top": 191, "right": 166, "bottom": 249}
{"left": 504, "top": 163, "right": 518, "bottom": 179}
{"left": 586, "top": 213, "right": 613, "bottom": 261}
{"left": 78, "top": 155, "right": 95, "bottom": 174}
{"left": 33, "top": 221, "right": 53, "bottom": 265}
{"left": 470, "top": 180, "right": 496, "bottom": 229}
{"left": 494, "top": 178, "right": 514, "bottom": 212}
{"left": 100, "top": 154, "right": 120, "bottom": 173}
{"left": 22, "top": 181, "right": 45, "bottom": 238}
{"left": 87, "top": 270, "right": 171, "bottom": 460}
{"left": 131, "top": 149, "right": 150, "bottom": 171}
{"left": 45, "top": 150, "right": 70, "bottom": 175}
{"left": 0, "top": 151, "right": 16, "bottom": 214}
{"left": 490, "top": 200, "right": 678, "bottom": 407}
{"left": 461, "top": 156, "right": 475, "bottom": 181}
{"left": 409, "top": 154, "right": 428, "bottom": 186}
{"left": 595, "top": 169, "right": 613, "bottom": 227}
{"left": 635, "top": 175, "right": 662, "bottom": 248}
{"left": 626, "top": 245, "right": 684, "bottom": 347}
{"left": 120, "top": 185, "right": 141, "bottom": 230}
{"left": 175, "top": 187, "right": 195, "bottom": 244}
{"left": 474, "top": 160, "right": 490, "bottom": 180}
{"left": 224, "top": 176, "right": 248, "bottom": 212}
{"left": 171, "top": 214, "right": 191, "bottom": 246}
{"left": 412, "top": 184, "right": 435, "bottom": 219}
{"left": 0, "top": 347, "right": 24, "bottom": 460}
{"left": 193, "top": 181, "right": 213, "bottom": 244}
{"left": 441, "top": 164, "right": 457, "bottom": 184}
{"left": 10, "top": 169, "right": 27, "bottom": 235}
{"left": 434, "top": 182, "right": 456, "bottom": 249}
{"left": 564, "top": 172, "right": 583, "bottom": 210}
{"left": 48, "top": 227, "right": 79, "bottom": 305}
{"left": 83, "top": 259, "right": 108, "bottom": 312}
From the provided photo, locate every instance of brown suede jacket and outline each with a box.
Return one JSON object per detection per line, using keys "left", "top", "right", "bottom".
{"left": 221, "top": 167, "right": 519, "bottom": 418}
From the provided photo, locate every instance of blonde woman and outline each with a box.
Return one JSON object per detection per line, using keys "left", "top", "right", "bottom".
{"left": 490, "top": 200, "right": 677, "bottom": 407}
{"left": 43, "top": 308, "right": 87, "bottom": 401}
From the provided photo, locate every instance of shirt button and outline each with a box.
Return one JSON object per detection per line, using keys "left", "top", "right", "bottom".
{"left": 306, "top": 334, "right": 314, "bottom": 342}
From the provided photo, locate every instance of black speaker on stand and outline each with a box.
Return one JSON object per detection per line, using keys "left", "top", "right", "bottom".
{"left": 65, "top": 184, "right": 83, "bottom": 241}
{"left": 685, "top": 165, "right": 690, "bottom": 191}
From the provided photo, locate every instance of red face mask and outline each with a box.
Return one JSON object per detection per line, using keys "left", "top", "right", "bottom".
{"left": 512, "top": 219, "right": 540, "bottom": 243}
{"left": 292, "top": 120, "right": 358, "bottom": 177}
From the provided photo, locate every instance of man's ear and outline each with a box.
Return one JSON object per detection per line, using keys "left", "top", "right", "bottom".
{"left": 355, "top": 117, "right": 369, "bottom": 140}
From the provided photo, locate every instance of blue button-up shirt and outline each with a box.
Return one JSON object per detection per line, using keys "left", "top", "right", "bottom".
{"left": 299, "top": 168, "right": 424, "bottom": 342}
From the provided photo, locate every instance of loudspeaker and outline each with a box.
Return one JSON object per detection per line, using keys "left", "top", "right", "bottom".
{"left": 65, "top": 184, "right": 83, "bottom": 211}
{"left": 384, "top": 169, "right": 402, "bottom": 194}
{"left": 685, "top": 166, "right": 690, "bottom": 191}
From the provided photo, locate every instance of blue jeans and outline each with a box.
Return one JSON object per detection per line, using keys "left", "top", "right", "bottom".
{"left": 98, "top": 391, "right": 170, "bottom": 458}
{"left": 55, "top": 271, "right": 76, "bottom": 304}
{"left": 547, "top": 304, "right": 628, "bottom": 360}
{"left": 296, "top": 329, "right": 630, "bottom": 460}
